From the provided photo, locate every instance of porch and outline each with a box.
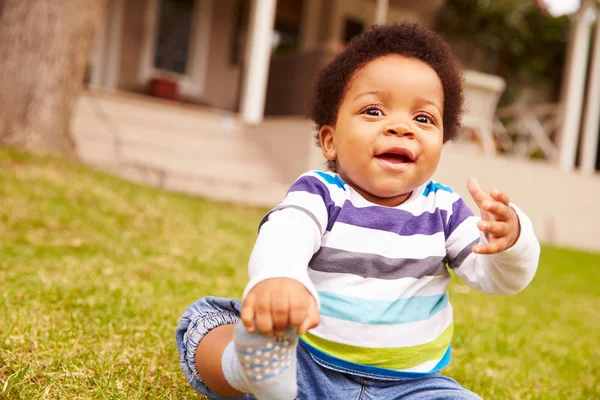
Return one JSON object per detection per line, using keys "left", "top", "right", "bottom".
{"left": 88, "top": 0, "right": 600, "bottom": 175}
{"left": 78, "top": 0, "right": 600, "bottom": 253}
{"left": 89, "top": 0, "right": 443, "bottom": 121}
{"left": 72, "top": 89, "right": 600, "bottom": 252}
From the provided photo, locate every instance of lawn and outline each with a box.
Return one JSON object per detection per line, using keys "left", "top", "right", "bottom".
{"left": 0, "top": 149, "right": 598, "bottom": 399}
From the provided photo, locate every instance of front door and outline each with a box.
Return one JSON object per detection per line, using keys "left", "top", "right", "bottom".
{"left": 139, "top": 0, "right": 212, "bottom": 99}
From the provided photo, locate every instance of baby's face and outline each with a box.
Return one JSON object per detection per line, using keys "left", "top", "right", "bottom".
{"left": 319, "top": 55, "right": 444, "bottom": 207}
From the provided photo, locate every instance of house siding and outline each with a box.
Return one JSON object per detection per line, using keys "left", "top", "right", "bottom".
{"left": 119, "top": 0, "right": 147, "bottom": 93}
{"left": 202, "top": 0, "right": 243, "bottom": 110}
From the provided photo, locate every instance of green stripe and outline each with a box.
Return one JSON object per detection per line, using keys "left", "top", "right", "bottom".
{"left": 301, "top": 323, "right": 453, "bottom": 370}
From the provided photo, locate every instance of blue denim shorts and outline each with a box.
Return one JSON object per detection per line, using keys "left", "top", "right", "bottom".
{"left": 176, "top": 296, "right": 481, "bottom": 400}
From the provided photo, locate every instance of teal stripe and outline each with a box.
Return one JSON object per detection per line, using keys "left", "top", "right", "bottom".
{"left": 318, "top": 291, "right": 449, "bottom": 325}
{"left": 422, "top": 182, "right": 453, "bottom": 196}
{"left": 315, "top": 171, "right": 346, "bottom": 190}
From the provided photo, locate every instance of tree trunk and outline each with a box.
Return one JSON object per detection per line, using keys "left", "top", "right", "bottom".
{"left": 0, "top": 0, "right": 108, "bottom": 158}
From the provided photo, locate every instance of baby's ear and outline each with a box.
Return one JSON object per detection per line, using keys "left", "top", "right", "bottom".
{"left": 319, "top": 125, "right": 336, "bottom": 161}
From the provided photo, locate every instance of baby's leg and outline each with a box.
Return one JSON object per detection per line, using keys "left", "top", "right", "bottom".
{"left": 195, "top": 324, "right": 243, "bottom": 397}
{"left": 176, "top": 296, "right": 247, "bottom": 398}
{"left": 374, "top": 373, "right": 482, "bottom": 400}
{"left": 176, "top": 296, "right": 298, "bottom": 399}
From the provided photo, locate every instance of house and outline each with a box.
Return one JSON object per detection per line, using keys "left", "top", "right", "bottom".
{"left": 75, "top": 0, "right": 600, "bottom": 252}
{"left": 79, "top": 0, "right": 448, "bottom": 206}
{"left": 89, "top": 0, "right": 444, "bottom": 122}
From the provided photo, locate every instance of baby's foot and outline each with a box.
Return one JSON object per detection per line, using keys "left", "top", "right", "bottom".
{"left": 223, "top": 322, "right": 298, "bottom": 400}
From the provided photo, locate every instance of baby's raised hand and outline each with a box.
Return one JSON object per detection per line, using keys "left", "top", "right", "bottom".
{"left": 467, "top": 178, "right": 520, "bottom": 255}
{"left": 241, "top": 278, "right": 319, "bottom": 336}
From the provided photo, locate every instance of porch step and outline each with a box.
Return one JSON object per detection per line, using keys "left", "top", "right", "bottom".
{"left": 100, "top": 163, "right": 290, "bottom": 207}
{"left": 73, "top": 91, "right": 283, "bottom": 185}
{"left": 71, "top": 90, "right": 327, "bottom": 207}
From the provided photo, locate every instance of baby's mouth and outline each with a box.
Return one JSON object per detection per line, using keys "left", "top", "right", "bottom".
{"left": 374, "top": 147, "right": 415, "bottom": 171}
{"left": 375, "top": 152, "right": 412, "bottom": 164}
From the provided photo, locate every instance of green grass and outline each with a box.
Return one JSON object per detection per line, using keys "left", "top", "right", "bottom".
{"left": 0, "top": 149, "right": 598, "bottom": 399}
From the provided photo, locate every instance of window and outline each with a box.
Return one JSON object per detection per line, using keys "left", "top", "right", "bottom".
{"left": 140, "top": 0, "right": 211, "bottom": 97}
{"left": 153, "top": 0, "right": 195, "bottom": 74}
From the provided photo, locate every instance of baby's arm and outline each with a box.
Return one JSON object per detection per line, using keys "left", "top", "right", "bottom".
{"left": 241, "top": 208, "right": 321, "bottom": 335}
{"left": 446, "top": 179, "right": 540, "bottom": 295}
{"left": 240, "top": 171, "right": 333, "bottom": 335}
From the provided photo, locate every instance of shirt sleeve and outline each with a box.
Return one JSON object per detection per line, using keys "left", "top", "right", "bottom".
{"left": 445, "top": 196, "right": 480, "bottom": 269}
{"left": 243, "top": 208, "right": 321, "bottom": 307}
{"left": 446, "top": 197, "right": 541, "bottom": 295}
{"left": 258, "top": 171, "right": 340, "bottom": 235}
{"left": 242, "top": 172, "right": 339, "bottom": 307}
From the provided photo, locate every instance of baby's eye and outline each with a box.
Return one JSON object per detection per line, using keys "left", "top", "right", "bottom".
{"left": 415, "top": 115, "right": 433, "bottom": 124}
{"left": 363, "top": 107, "right": 383, "bottom": 117}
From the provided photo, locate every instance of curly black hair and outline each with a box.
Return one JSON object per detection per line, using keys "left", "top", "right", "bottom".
{"left": 310, "top": 23, "right": 464, "bottom": 171}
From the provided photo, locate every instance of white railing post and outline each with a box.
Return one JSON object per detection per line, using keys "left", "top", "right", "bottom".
{"left": 239, "top": 0, "right": 278, "bottom": 125}
{"left": 375, "top": 0, "right": 389, "bottom": 25}
{"left": 558, "top": 1, "right": 595, "bottom": 171}
{"left": 580, "top": 6, "right": 600, "bottom": 174}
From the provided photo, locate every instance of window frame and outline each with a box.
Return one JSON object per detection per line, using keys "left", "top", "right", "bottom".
{"left": 139, "top": 0, "right": 213, "bottom": 98}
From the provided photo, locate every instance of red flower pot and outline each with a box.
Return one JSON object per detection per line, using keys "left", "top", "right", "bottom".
{"left": 148, "top": 77, "right": 179, "bottom": 100}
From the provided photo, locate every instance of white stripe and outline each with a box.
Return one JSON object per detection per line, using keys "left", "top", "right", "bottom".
{"left": 401, "top": 357, "right": 445, "bottom": 373}
{"left": 282, "top": 191, "right": 329, "bottom": 232}
{"left": 323, "top": 223, "right": 446, "bottom": 259}
{"left": 346, "top": 182, "right": 459, "bottom": 215}
{"left": 309, "top": 303, "right": 453, "bottom": 348}
{"left": 445, "top": 216, "right": 480, "bottom": 259}
{"left": 347, "top": 189, "right": 400, "bottom": 209}
{"left": 308, "top": 270, "right": 450, "bottom": 301}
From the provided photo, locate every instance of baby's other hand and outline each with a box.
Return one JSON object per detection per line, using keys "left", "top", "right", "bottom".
{"left": 467, "top": 178, "right": 520, "bottom": 254}
{"left": 241, "top": 278, "right": 319, "bottom": 336}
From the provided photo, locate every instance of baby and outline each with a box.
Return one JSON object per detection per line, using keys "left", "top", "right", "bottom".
{"left": 176, "top": 23, "right": 540, "bottom": 400}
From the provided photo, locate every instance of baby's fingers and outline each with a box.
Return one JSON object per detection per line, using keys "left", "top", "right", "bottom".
{"left": 254, "top": 295, "right": 274, "bottom": 335}
{"left": 271, "top": 293, "right": 290, "bottom": 335}
{"left": 288, "top": 294, "right": 308, "bottom": 332}
{"left": 473, "top": 239, "right": 509, "bottom": 255}
{"left": 490, "top": 188, "right": 510, "bottom": 206}
{"left": 467, "top": 178, "right": 491, "bottom": 209}
{"left": 481, "top": 200, "right": 510, "bottom": 221}
{"left": 298, "top": 297, "right": 320, "bottom": 336}
{"left": 240, "top": 293, "right": 256, "bottom": 332}
{"left": 477, "top": 220, "right": 509, "bottom": 237}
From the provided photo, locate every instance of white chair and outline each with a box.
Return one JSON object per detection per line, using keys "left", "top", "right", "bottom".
{"left": 496, "top": 103, "right": 561, "bottom": 162}
{"left": 461, "top": 70, "right": 507, "bottom": 155}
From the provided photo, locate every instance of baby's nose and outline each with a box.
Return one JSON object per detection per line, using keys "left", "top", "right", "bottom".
{"left": 386, "top": 122, "right": 414, "bottom": 137}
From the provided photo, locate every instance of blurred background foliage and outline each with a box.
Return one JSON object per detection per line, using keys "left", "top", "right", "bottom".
{"left": 435, "top": 0, "right": 571, "bottom": 105}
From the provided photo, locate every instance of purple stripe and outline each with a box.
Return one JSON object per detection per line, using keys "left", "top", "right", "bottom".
{"left": 445, "top": 198, "right": 474, "bottom": 238}
{"left": 309, "top": 247, "right": 449, "bottom": 279}
{"left": 288, "top": 175, "right": 341, "bottom": 232}
{"left": 335, "top": 202, "right": 447, "bottom": 237}
{"left": 448, "top": 238, "right": 479, "bottom": 269}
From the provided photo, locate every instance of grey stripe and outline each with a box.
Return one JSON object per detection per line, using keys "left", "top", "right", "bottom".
{"left": 259, "top": 205, "right": 323, "bottom": 235}
{"left": 448, "top": 239, "right": 479, "bottom": 269}
{"left": 309, "top": 247, "right": 448, "bottom": 280}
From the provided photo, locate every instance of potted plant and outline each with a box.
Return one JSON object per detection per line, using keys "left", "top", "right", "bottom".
{"left": 149, "top": 73, "right": 178, "bottom": 101}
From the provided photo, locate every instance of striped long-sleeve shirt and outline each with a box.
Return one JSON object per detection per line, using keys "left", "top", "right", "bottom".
{"left": 244, "top": 170, "right": 540, "bottom": 379}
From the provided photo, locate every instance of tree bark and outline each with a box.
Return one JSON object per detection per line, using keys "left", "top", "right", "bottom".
{"left": 0, "top": 0, "right": 108, "bottom": 158}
